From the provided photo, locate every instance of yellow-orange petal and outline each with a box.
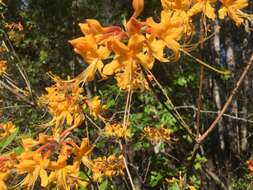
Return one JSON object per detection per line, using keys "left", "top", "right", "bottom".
{"left": 103, "top": 60, "right": 120, "bottom": 76}
{"left": 132, "top": 0, "right": 144, "bottom": 18}
{"left": 126, "top": 17, "right": 143, "bottom": 35}
{"left": 40, "top": 169, "right": 49, "bottom": 187}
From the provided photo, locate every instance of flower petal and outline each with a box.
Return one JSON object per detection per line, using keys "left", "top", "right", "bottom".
{"left": 132, "top": 0, "right": 144, "bottom": 18}
{"left": 40, "top": 169, "right": 48, "bottom": 187}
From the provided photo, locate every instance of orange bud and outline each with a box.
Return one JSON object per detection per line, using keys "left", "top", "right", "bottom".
{"left": 132, "top": 0, "right": 144, "bottom": 18}
{"left": 247, "top": 160, "right": 253, "bottom": 173}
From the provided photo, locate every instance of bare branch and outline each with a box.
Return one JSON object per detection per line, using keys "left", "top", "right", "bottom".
{"left": 175, "top": 105, "right": 253, "bottom": 124}
{"left": 197, "top": 54, "right": 253, "bottom": 143}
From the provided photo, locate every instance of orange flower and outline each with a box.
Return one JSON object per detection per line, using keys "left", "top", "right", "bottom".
{"left": 103, "top": 34, "right": 153, "bottom": 90}
{"left": 73, "top": 138, "right": 93, "bottom": 168}
{"left": 92, "top": 155, "right": 125, "bottom": 181}
{"left": 146, "top": 10, "right": 185, "bottom": 60}
{"left": 48, "top": 155, "right": 88, "bottom": 190}
{"left": 187, "top": 0, "right": 217, "bottom": 20}
{"left": 4, "top": 22, "right": 23, "bottom": 31}
{"left": 144, "top": 126, "right": 172, "bottom": 142}
{"left": 40, "top": 75, "right": 87, "bottom": 128}
{"left": 16, "top": 152, "right": 50, "bottom": 188}
{"left": 0, "top": 122, "right": 16, "bottom": 139}
{"left": 246, "top": 159, "right": 253, "bottom": 173}
{"left": 69, "top": 34, "right": 111, "bottom": 82}
{"left": 161, "top": 0, "right": 193, "bottom": 11}
{"left": 0, "top": 153, "right": 17, "bottom": 190}
{"left": 0, "top": 60, "right": 7, "bottom": 75}
{"left": 104, "top": 123, "right": 131, "bottom": 138}
{"left": 87, "top": 96, "right": 105, "bottom": 119}
{"left": 0, "top": 172, "right": 8, "bottom": 190}
{"left": 219, "top": 0, "right": 252, "bottom": 26}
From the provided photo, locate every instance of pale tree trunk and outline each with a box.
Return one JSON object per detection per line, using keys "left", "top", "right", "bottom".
{"left": 241, "top": 74, "right": 248, "bottom": 152}
{"left": 225, "top": 36, "right": 239, "bottom": 190}
{"left": 225, "top": 38, "right": 240, "bottom": 155}
{"left": 240, "top": 22, "right": 251, "bottom": 152}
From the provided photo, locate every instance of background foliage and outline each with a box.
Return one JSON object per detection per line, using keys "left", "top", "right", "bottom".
{"left": 0, "top": 0, "right": 253, "bottom": 189}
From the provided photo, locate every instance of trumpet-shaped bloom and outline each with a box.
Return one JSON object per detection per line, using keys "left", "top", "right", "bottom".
{"left": 146, "top": 10, "right": 185, "bottom": 60}
{"left": 160, "top": 0, "right": 194, "bottom": 35}
{"left": 16, "top": 152, "right": 50, "bottom": 188}
{"left": 73, "top": 138, "right": 93, "bottom": 168}
{"left": 48, "top": 155, "right": 88, "bottom": 190}
{"left": 69, "top": 19, "right": 127, "bottom": 83}
{"left": 79, "top": 19, "right": 126, "bottom": 43}
{"left": 103, "top": 34, "right": 154, "bottom": 90}
{"left": 92, "top": 155, "right": 125, "bottom": 181}
{"left": 219, "top": 0, "right": 251, "bottom": 26}
{"left": 69, "top": 34, "right": 111, "bottom": 82}
{"left": 0, "top": 122, "right": 16, "bottom": 139}
{"left": 161, "top": 0, "right": 193, "bottom": 11}
{"left": 40, "top": 75, "right": 87, "bottom": 128}
{"left": 187, "top": 0, "right": 217, "bottom": 20}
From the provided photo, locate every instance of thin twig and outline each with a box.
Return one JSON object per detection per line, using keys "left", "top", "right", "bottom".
{"left": 2, "top": 33, "right": 33, "bottom": 98}
{"left": 204, "top": 168, "right": 228, "bottom": 190}
{"left": 0, "top": 80, "right": 35, "bottom": 106}
{"left": 174, "top": 105, "right": 253, "bottom": 124}
{"left": 0, "top": 105, "right": 31, "bottom": 110}
{"left": 181, "top": 49, "right": 229, "bottom": 75}
{"left": 143, "top": 158, "right": 151, "bottom": 183}
{"left": 82, "top": 169, "right": 98, "bottom": 190}
{"left": 119, "top": 140, "right": 136, "bottom": 190}
{"left": 197, "top": 53, "right": 253, "bottom": 143}
{"left": 140, "top": 64, "right": 195, "bottom": 138}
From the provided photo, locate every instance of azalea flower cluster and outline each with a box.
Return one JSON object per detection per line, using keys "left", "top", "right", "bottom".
{"left": 0, "top": 131, "right": 125, "bottom": 189}
{"left": 92, "top": 155, "right": 125, "bottom": 181}
{"left": 69, "top": 0, "right": 252, "bottom": 90}
{"left": 39, "top": 75, "right": 88, "bottom": 128}
{"left": 4, "top": 22, "right": 23, "bottom": 31}
{"left": 104, "top": 123, "right": 131, "bottom": 138}
{"left": 0, "top": 75, "right": 125, "bottom": 189}
{"left": 144, "top": 125, "right": 172, "bottom": 143}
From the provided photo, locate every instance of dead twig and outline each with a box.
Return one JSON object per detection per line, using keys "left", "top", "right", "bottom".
{"left": 0, "top": 80, "right": 35, "bottom": 106}
{"left": 197, "top": 53, "right": 253, "bottom": 143}
{"left": 175, "top": 105, "right": 253, "bottom": 124}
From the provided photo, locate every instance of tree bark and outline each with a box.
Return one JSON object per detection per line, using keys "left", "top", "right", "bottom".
{"left": 213, "top": 21, "right": 225, "bottom": 151}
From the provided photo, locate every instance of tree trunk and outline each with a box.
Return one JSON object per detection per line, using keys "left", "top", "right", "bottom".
{"left": 213, "top": 21, "right": 225, "bottom": 151}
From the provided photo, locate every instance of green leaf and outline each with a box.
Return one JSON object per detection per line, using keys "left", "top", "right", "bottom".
{"left": 13, "top": 147, "right": 24, "bottom": 155}
{"left": 79, "top": 187, "right": 87, "bottom": 190}
{"left": 194, "top": 163, "right": 202, "bottom": 170}
{"left": 133, "top": 141, "right": 150, "bottom": 151}
{"left": 174, "top": 76, "right": 187, "bottom": 87}
{"left": 149, "top": 171, "right": 163, "bottom": 187}
{"left": 0, "top": 127, "right": 19, "bottom": 153}
{"left": 99, "top": 179, "right": 108, "bottom": 190}
{"left": 171, "top": 182, "right": 181, "bottom": 190}
{"left": 106, "top": 99, "right": 115, "bottom": 109}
